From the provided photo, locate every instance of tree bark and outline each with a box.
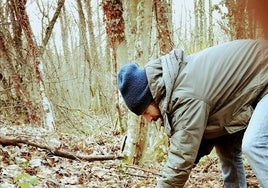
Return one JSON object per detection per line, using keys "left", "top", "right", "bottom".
{"left": 153, "top": 0, "right": 174, "bottom": 55}
{"left": 59, "top": 5, "right": 70, "bottom": 64}
{"left": 12, "top": 0, "right": 66, "bottom": 129}
{"left": 0, "top": 31, "right": 36, "bottom": 121}
{"left": 40, "top": 0, "right": 65, "bottom": 55}
{"left": 102, "top": 0, "right": 127, "bottom": 134}
{"left": 222, "top": 0, "right": 257, "bottom": 39}
{"left": 247, "top": 0, "right": 268, "bottom": 39}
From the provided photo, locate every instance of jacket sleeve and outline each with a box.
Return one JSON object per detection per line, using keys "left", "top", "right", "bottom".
{"left": 157, "top": 98, "right": 209, "bottom": 188}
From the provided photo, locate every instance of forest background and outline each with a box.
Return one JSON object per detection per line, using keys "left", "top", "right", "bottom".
{"left": 0, "top": 0, "right": 267, "bottom": 187}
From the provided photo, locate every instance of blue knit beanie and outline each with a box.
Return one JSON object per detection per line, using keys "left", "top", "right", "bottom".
{"left": 117, "top": 63, "right": 154, "bottom": 115}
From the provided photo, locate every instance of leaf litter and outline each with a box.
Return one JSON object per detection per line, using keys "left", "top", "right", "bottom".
{"left": 0, "top": 124, "right": 260, "bottom": 187}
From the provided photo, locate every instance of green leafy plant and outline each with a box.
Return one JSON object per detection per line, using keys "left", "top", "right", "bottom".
{"left": 14, "top": 173, "right": 39, "bottom": 188}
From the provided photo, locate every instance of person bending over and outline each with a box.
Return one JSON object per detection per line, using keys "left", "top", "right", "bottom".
{"left": 117, "top": 39, "right": 268, "bottom": 188}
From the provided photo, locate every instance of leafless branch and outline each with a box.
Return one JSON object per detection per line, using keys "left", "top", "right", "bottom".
{"left": 0, "top": 134, "right": 123, "bottom": 162}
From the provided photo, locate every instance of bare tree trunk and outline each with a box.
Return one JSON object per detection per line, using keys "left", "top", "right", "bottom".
{"left": 0, "top": 2, "right": 24, "bottom": 118}
{"left": 59, "top": 6, "right": 70, "bottom": 64}
{"left": 131, "top": 0, "right": 153, "bottom": 165}
{"left": 233, "top": 0, "right": 247, "bottom": 39}
{"left": 221, "top": 0, "right": 257, "bottom": 39}
{"left": 208, "top": 0, "right": 214, "bottom": 46}
{"left": 84, "top": 0, "right": 105, "bottom": 112}
{"left": 102, "top": 0, "right": 127, "bottom": 134}
{"left": 122, "top": 0, "right": 138, "bottom": 59}
{"left": 39, "top": 0, "right": 65, "bottom": 130}
{"left": 194, "top": 0, "right": 199, "bottom": 50}
{"left": 247, "top": 0, "right": 267, "bottom": 38}
{"left": 192, "top": 0, "right": 214, "bottom": 50}
{"left": 1, "top": 0, "right": 42, "bottom": 124}
{"left": 153, "top": 0, "right": 174, "bottom": 55}
{"left": 40, "top": 0, "right": 65, "bottom": 55}
{"left": 85, "top": 1, "right": 99, "bottom": 65}
{"left": 76, "top": 0, "right": 91, "bottom": 65}
{"left": 198, "top": 0, "right": 206, "bottom": 47}
{"left": 12, "top": 0, "right": 64, "bottom": 129}
{"left": 0, "top": 31, "right": 37, "bottom": 123}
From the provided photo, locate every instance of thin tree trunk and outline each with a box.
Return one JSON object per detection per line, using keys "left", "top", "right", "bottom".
{"left": 1, "top": 0, "right": 40, "bottom": 123}
{"left": 102, "top": 0, "right": 126, "bottom": 134}
{"left": 59, "top": 6, "right": 70, "bottom": 64}
{"left": 122, "top": 0, "right": 138, "bottom": 59}
{"left": 153, "top": 0, "right": 174, "bottom": 55}
{"left": 39, "top": 0, "right": 65, "bottom": 130}
{"left": 40, "top": 0, "right": 65, "bottom": 55}
{"left": 223, "top": 0, "right": 255, "bottom": 39}
{"left": 13, "top": 0, "right": 65, "bottom": 129}
{"left": 208, "top": 0, "right": 214, "bottom": 46}
{"left": 130, "top": 0, "right": 153, "bottom": 165}
{"left": 0, "top": 31, "right": 37, "bottom": 122}
{"left": 247, "top": 0, "right": 268, "bottom": 38}
{"left": 76, "top": 0, "right": 90, "bottom": 65}
{"left": 84, "top": 0, "right": 104, "bottom": 111}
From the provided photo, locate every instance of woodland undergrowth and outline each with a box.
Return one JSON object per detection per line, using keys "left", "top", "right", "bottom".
{"left": 0, "top": 114, "right": 260, "bottom": 188}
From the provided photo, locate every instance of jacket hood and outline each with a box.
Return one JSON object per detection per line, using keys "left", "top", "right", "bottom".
{"left": 145, "top": 49, "right": 186, "bottom": 114}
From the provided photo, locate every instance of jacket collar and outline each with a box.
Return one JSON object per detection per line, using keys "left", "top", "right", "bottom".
{"left": 145, "top": 49, "right": 187, "bottom": 114}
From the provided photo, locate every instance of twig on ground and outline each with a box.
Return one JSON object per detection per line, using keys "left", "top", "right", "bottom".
{"left": 125, "top": 172, "right": 156, "bottom": 178}
{"left": 126, "top": 165, "right": 162, "bottom": 176}
{"left": 0, "top": 135, "right": 123, "bottom": 162}
{"left": 202, "top": 157, "right": 218, "bottom": 173}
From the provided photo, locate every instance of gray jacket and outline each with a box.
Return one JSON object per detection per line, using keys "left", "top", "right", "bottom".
{"left": 145, "top": 39, "right": 268, "bottom": 187}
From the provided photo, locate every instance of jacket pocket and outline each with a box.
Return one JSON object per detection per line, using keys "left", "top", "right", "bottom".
{"left": 205, "top": 111, "right": 227, "bottom": 139}
{"left": 225, "top": 105, "right": 253, "bottom": 134}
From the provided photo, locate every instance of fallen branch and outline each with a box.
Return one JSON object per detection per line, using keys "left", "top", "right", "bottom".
{"left": 126, "top": 165, "right": 162, "bottom": 177}
{"left": 202, "top": 157, "right": 218, "bottom": 173}
{"left": 0, "top": 135, "right": 123, "bottom": 162}
{"left": 125, "top": 172, "right": 156, "bottom": 178}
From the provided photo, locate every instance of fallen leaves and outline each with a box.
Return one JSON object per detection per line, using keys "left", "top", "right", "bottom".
{"left": 0, "top": 124, "right": 261, "bottom": 187}
{"left": 0, "top": 125, "right": 157, "bottom": 187}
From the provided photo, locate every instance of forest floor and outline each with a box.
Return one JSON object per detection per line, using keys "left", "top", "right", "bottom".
{"left": 0, "top": 116, "right": 261, "bottom": 188}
